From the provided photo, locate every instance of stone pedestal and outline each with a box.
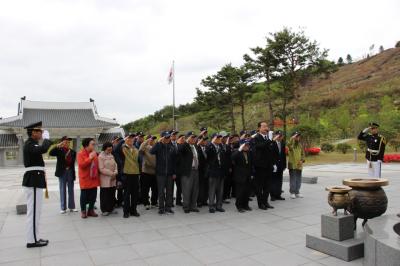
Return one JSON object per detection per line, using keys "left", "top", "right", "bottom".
{"left": 306, "top": 213, "right": 364, "bottom": 261}
{"left": 321, "top": 214, "right": 354, "bottom": 241}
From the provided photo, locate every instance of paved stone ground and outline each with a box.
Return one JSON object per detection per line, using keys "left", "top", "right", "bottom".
{"left": 0, "top": 161, "right": 399, "bottom": 266}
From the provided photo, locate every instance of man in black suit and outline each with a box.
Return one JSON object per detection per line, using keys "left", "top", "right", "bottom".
{"left": 206, "top": 133, "right": 225, "bottom": 213}
{"left": 251, "top": 121, "right": 276, "bottom": 210}
{"left": 196, "top": 136, "right": 209, "bottom": 207}
{"left": 49, "top": 136, "right": 78, "bottom": 213}
{"left": 270, "top": 130, "right": 286, "bottom": 201}
{"left": 231, "top": 139, "right": 253, "bottom": 212}
{"left": 221, "top": 132, "right": 233, "bottom": 203}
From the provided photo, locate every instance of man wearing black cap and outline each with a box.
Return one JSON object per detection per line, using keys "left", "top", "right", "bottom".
{"left": 196, "top": 136, "right": 209, "bottom": 207}
{"left": 49, "top": 136, "right": 78, "bottom": 213}
{"left": 23, "top": 121, "right": 52, "bottom": 248}
{"left": 139, "top": 135, "right": 158, "bottom": 209}
{"left": 251, "top": 121, "right": 275, "bottom": 210}
{"left": 271, "top": 130, "right": 286, "bottom": 201}
{"left": 177, "top": 131, "right": 200, "bottom": 213}
{"left": 206, "top": 133, "right": 225, "bottom": 213}
{"left": 358, "top": 122, "right": 386, "bottom": 178}
{"left": 231, "top": 139, "right": 253, "bottom": 212}
{"left": 170, "top": 130, "right": 182, "bottom": 206}
{"left": 150, "top": 131, "right": 177, "bottom": 214}
{"left": 134, "top": 131, "right": 145, "bottom": 205}
{"left": 199, "top": 127, "right": 208, "bottom": 138}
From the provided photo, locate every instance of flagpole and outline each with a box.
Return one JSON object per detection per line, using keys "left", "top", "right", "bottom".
{"left": 172, "top": 60, "right": 176, "bottom": 130}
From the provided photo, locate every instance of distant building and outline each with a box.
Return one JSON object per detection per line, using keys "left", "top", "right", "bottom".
{"left": 0, "top": 98, "right": 124, "bottom": 166}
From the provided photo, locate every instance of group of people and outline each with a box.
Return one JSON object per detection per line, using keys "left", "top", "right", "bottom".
{"left": 21, "top": 120, "right": 307, "bottom": 248}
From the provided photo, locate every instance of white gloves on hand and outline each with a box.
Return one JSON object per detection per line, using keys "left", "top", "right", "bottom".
{"left": 268, "top": 131, "right": 273, "bottom": 140}
{"left": 377, "top": 160, "right": 382, "bottom": 163}
{"left": 362, "top": 127, "right": 369, "bottom": 133}
{"left": 273, "top": 164, "right": 277, "bottom": 173}
{"left": 239, "top": 144, "right": 245, "bottom": 152}
{"left": 42, "top": 130, "right": 50, "bottom": 140}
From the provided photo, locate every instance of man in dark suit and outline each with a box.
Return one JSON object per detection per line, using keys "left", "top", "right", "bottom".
{"left": 196, "top": 136, "right": 209, "bottom": 207}
{"left": 112, "top": 136, "right": 124, "bottom": 208}
{"left": 49, "top": 136, "right": 78, "bottom": 213}
{"left": 206, "top": 133, "right": 225, "bottom": 213}
{"left": 251, "top": 121, "right": 276, "bottom": 210}
{"left": 221, "top": 132, "right": 233, "bottom": 203}
{"left": 231, "top": 139, "right": 253, "bottom": 212}
{"left": 170, "top": 130, "right": 182, "bottom": 206}
{"left": 270, "top": 130, "right": 286, "bottom": 201}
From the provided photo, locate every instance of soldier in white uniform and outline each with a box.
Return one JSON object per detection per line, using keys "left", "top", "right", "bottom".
{"left": 357, "top": 122, "right": 386, "bottom": 178}
{"left": 22, "top": 121, "right": 52, "bottom": 248}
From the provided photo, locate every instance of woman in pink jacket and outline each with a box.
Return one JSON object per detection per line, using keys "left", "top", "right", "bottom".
{"left": 98, "top": 142, "right": 118, "bottom": 216}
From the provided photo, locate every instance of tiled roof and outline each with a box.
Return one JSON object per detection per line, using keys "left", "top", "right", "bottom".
{"left": 0, "top": 134, "right": 18, "bottom": 148}
{"left": 98, "top": 132, "right": 123, "bottom": 145}
{"left": 0, "top": 108, "right": 118, "bottom": 128}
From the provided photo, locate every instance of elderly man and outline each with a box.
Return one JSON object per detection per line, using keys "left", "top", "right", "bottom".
{"left": 207, "top": 133, "right": 225, "bottom": 213}
{"left": 358, "top": 122, "right": 386, "bottom": 178}
{"left": 139, "top": 135, "right": 158, "bottom": 210}
{"left": 151, "top": 131, "right": 177, "bottom": 214}
{"left": 287, "top": 131, "right": 305, "bottom": 199}
{"left": 177, "top": 131, "right": 200, "bottom": 213}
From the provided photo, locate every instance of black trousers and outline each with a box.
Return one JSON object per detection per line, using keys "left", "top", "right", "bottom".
{"left": 122, "top": 174, "right": 139, "bottom": 214}
{"left": 235, "top": 179, "right": 250, "bottom": 209}
{"left": 197, "top": 171, "right": 208, "bottom": 205}
{"left": 254, "top": 167, "right": 272, "bottom": 206}
{"left": 174, "top": 175, "right": 182, "bottom": 204}
{"left": 141, "top": 173, "right": 158, "bottom": 206}
{"left": 157, "top": 175, "right": 174, "bottom": 211}
{"left": 223, "top": 172, "right": 233, "bottom": 200}
{"left": 271, "top": 170, "right": 284, "bottom": 198}
{"left": 100, "top": 187, "right": 116, "bottom": 213}
{"left": 80, "top": 188, "right": 97, "bottom": 211}
{"left": 208, "top": 177, "right": 224, "bottom": 210}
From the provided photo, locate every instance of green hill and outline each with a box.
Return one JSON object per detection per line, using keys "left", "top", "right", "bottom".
{"left": 123, "top": 47, "right": 400, "bottom": 146}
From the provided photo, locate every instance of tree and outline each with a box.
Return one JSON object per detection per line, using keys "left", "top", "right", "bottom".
{"left": 396, "top": 41, "right": 400, "bottom": 48}
{"left": 346, "top": 54, "right": 352, "bottom": 64}
{"left": 243, "top": 45, "right": 279, "bottom": 129}
{"left": 379, "top": 45, "right": 384, "bottom": 53}
{"left": 234, "top": 66, "right": 255, "bottom": 130}
{"left": 267, "top": 28, "right": 328, "bottom": 135}
{"left": 337, "top": 57, "right": 344, "bottom": 66}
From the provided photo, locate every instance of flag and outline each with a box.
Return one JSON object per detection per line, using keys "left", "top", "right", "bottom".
{"left": 168, "top": 62, "right": 174, "bottom": 84}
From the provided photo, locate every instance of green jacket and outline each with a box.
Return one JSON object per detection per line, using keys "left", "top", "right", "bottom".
{"left": 287, "top": 138, "right": 305, "bottom": 170}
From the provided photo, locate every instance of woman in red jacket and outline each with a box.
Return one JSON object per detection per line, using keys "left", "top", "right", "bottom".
{"left": 77, "top": 138, "right": 100, "bottom": 219}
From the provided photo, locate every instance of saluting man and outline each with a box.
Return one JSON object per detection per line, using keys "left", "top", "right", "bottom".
{"left": 22, "top": 121, "right": 52, "bottom": 248}
{"left": 358, "top": 122, "right": 386, "bottom": 178}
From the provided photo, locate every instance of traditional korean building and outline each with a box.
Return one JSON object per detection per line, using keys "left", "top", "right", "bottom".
{"left": 0, "top": 98, "right": 124, "bottom": 166}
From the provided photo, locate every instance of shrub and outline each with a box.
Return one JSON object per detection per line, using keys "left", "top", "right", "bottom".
{"left": 321, "top": 143, "right": 334, "bottom": 153}
{"left": 336, "top": 143, "right": 352, "bottom": 154}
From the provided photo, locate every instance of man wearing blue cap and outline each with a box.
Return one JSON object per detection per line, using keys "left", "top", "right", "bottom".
{"left": 177, "top": 131, "right": 200, "bottom": 213}
{"left": 231, "top": 139, "right": 253, "bottom": 212}
{"left": 206, "top": 133, "right": 225, "bottom": 213}
{"left": 151, "top": 131, "right": 177, "bottom": 214}
{"left": 23, "top": 121, "right": 52, "bottom": 248}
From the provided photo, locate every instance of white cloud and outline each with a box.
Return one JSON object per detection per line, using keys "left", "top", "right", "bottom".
{"left": 0, "top": 0, "right": 399, "bottom": 124}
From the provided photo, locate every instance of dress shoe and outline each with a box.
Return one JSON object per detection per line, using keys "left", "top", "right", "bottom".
{"left": 216, "top": 208, "right": 225, "bottom": 212}
{"left": 259, "top": 205, "right": 267, "bottom": 210}
{"left": 131, "top": 211, "right": 140, "bottom": 217}
{"left": 271, "top": 197, "right": 276, "bottom": 201}
{"left": 296, "top": 194, "right": 304, "bottom": 198}
{"left": 38, "top": 239, "right": 49, "bottom": 244}
{"left": 101, "top": 212, "right": 110, "bottom": 216}
{"left": 238, "top": 208, "right": 245, "bottom": 213}
{"left": 209, "top": 208, "right": 215, "bottom": 213}
{"left": 87, "top": 210, "right": 98, "bottom": 217}
{"left": 123, "top": 213, "right": 129, "bottom": 218}
{"left": 184, "top": 209, "right": 190, "bottom": 214}
{"left": 190, "top": 208, "right": 200, "bottom": 212}
{"left": 69, "top": 208, "right": 79, "bottom": 212}
{"left": 244, "top": 206, "right": 252, "bottom": 211}
{"left": 158, "top": 209, "right": 165, "bottom": 215}
{"left": 166, "top": 209, "right": 174, "bottom": 214}
{"left": 27, "top": 241, "right": 48, "bottom": 248}
{"left": 265, "top": 203, "right": 274, "bottom": 209}
{"left": 276, "top": 196, "right": 285, "bottom": 200}
{"left": 81, "top": 211, "right": 87, "bottom": 219}
{"left": 223, "top": 200, "right": 230, "bottom": 204}
{"left": 145, "top": 205, "right": 150, "bottom": 210}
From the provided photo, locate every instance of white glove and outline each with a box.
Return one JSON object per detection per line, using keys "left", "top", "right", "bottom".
{"left": 362, "top": 127, "right": 369, "bottom": 133}
{"left": 268, "top": 131, "right": 273, "bottom": 140}
{"left": 239, "top": 144, "right": 245, "bottom": 152}
{"left": 42, "top": 130, "right": 50, "bottom": 140}
{"left": 377, "top": 160, "right": 382, "bottom": 163}
{"left": 273, "top": 164, "right": 277, "bottom": 173}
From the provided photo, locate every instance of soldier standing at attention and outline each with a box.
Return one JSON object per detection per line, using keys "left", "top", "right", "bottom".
{"left": 358, "top": 122, "right": 386, "bottom": 178}
{"left": 22, "top": 121, "right": 52, "bottom": 248}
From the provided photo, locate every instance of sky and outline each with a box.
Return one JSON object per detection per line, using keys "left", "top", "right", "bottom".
{"left": 0, "top": 0, "right": 399, "bottom": 124}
